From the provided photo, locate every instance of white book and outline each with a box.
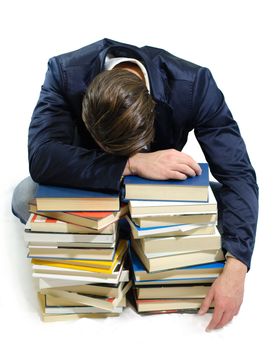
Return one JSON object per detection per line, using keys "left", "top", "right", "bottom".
{"left": 33, "top": 269, "right": 130, "bottom": 284}
{"left": 44, "top": 306, "right": 123, "bottom": 314}
{"left": 24, "top": 232, "right": 116, "bottom": 244}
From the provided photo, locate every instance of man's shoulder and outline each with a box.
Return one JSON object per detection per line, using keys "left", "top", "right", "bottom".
{"left": 50, "top": 38, "right": 110, "bottom": 67}
{"left": 141, "top": 45, "right": 203, "bottom": 83}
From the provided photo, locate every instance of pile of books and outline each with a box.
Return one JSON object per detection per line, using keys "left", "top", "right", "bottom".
{"left": 123, "top": 163, "right": 225, "bottom": 314}
{"left": 24, "top": 185, "right": 131, "bottom": 321}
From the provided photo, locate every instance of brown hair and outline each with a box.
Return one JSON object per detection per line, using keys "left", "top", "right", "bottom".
{"left": 82, "top": 69, "right": 155, "bottom": 156}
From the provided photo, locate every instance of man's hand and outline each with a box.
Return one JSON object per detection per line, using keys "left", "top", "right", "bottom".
{"left": 198, "top": 257, "right": 247, "bottom": 331}
{"left": 124, "top": 149, "right": 202, "bottom": 179}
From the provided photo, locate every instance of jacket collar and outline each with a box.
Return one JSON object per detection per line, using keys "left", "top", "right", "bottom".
{"left": 88, "top": 39, "right": 169, "bottom": 103}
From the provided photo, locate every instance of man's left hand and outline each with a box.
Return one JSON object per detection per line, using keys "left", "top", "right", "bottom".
{"left": 198, "top": 257, "right": 247, "bottom": 331}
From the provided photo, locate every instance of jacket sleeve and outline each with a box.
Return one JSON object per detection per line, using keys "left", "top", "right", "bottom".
{"left": 192, "top": 68, "right": 259, "bottom": 270}
{"left": 28, "top": 57, "right": 127, "bottom": 192}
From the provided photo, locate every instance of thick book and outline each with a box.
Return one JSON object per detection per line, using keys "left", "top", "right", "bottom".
{"left": 35, "top": 185, "right": 120, "bottom": 212}
{"left": 140, "top": 227, "right": 221, "bottom": 255}
{"left": 33, "top": 268, "right": 130, "bottom": 285}
{"left": 28, "top": 238, "right": 127, "bottom": 262}
{"left": 130, "top": 249, "right": 224, "bottom": 281}
{"left": 43, "top": 281, "right": 131, "bottom": 311}
{"left": 25, "top": 213, "right": 117, "bottom": 235}
{"left": 124, "top": 163, "right": 209, "bottom": 201}
{"left": 135, "top": 297, "right": 210, "bottom": 313}
{"left": 39, "top": 281, "right": 128, "bottom": 299}
{"left": 37, "top": 293, "right": 121, "bottom": 322}
{"left": 24, "top": 230, "right": 116, "bottom": 245}
{"left": 131, "top": 238, "right": 224, "bottom": 272}
{"left": 29, "top": 200, "right": 128, "bottom": 230}
{"left": 129, "top": 185, "right": 217, "bottom": 218}
{"left": 136, "top": 284, "right": 211, "bottom": 299}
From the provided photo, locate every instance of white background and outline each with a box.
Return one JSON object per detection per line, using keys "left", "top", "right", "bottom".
{"left": 0, "top": 0, "right": 279, "bottom": 349}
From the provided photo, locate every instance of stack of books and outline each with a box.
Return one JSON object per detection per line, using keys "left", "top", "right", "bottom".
{"left": 24, "top": 185, "right": 132, "bottom": 321}
{"left": 123, "top": 163, "right": 225, "bottom": 314}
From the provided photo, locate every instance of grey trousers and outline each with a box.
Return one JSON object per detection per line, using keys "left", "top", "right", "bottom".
{"left": 11, "top": 177, "right": 223, "bottom": 226}
{"left": 11, "top": 177, "right": 38, "bottom": 224}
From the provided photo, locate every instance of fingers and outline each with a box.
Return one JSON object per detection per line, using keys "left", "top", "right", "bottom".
{"left": 206, "top": 307, "right": 224, "bottom": 332}
{"left": 198, "top": 288, "right": 214, "bottom": 316}
{"left": 168, "top": 171, "right": 187, "bottom": 180}
{"left": 215, "top": 311, "right": 234, "bottom": 329}
{"left": 169, "top": 150, "right": 202, "bottom": 176}
{"left": 172, "top": 164, "right": 198, "bottom": 177}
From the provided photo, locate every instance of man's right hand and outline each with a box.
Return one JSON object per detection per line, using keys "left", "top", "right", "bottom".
{"left": 123, "top": 149, "right": 202, "bottom": 180}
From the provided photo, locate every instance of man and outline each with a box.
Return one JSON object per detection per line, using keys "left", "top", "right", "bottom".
{"left": 12, "top": 38, "right": 258, "bottom": 331}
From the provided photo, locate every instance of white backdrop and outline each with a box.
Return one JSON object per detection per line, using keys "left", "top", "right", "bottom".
{"left": 0, "top": 1, "right": 279, "bottom": 349}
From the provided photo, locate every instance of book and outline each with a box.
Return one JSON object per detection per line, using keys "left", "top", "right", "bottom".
{"left": 131, "top": 238, "right": 224, "bottom": 272}
{"left": 45, "top": 293, "right": 127, "bottom": 308}
{"left": 130, "top": 249, "right": 224, "bottom": 281}
{"left": 133, "top": 213, "right": 217, "bottom": 228}
{"left": 127, "top": 215, "right": 216, "bottom": 239}
{"left": 134, "top": 277, "right": 217, "bottom": 286}
{"left": 28, "top": 242, "right": 115, "bottom": 248}
{"left": 32, "top": 258, "right": 122, "bottom": 274}
{"left": 35, "top": 184, "right": 120, "bottom": 211}
{"left": 29, "top": 200, "right": 128, "bottom": 230}
{"left": 25, "top": 213, "right": 117, "bottom": 234}
{"left": 24, "top": 231, "right": 117, "bottom": 244}
{"left": 129, "top": 185, "right": 217, "bottom": 218}
{"left": 40, "top": 281, "right": 128, "bottom": 298}
{"left": 136, "top": 284, "right": 211, "bottom": 299}
{"left": 135, "top": 298, "right": 210, "bottom": 313}
{"left": 139, "top": 227, "right": 221, "bottom": 255}
{"left": 37, "top": 293, "right": 121, "bottom": 322}
{"left": 124, "top": 163, "right": 209, "bottom": 201}
{"left": 28, "top": 246, "right": 115, "bottom": 261}
{"left": 42, "top": 281, "right": 132, "bottom": 311}
{"left": 28, "top": 236, "right": 128, "bottom": 262}
{"left": 33, "top": 267, "right": 130, "bottom": 284}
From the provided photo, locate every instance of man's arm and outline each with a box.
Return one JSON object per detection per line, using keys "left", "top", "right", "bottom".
{"left": 28, "top": 57, "right": 127, "bottom": 192}
{"left": 191, "top": 67, "right": 258, "bottom": 330}
{"left": 192, "top": 67, "right": 259, "bottom": 270}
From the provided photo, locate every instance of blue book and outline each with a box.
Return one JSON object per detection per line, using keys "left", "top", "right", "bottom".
{"left": 35, "top": 184, "right": 120, "bottom": 212}
{"left": 124, "top": 163, "right": 209, "bottom": 201}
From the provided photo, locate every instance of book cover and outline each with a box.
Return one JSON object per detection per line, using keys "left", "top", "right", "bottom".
{"left": 35, "top": 184, "right": 120, "bottom": 211}
{"left": 123, "top": 163, "right": 209, "bottom": 201}
{"left": 124, "top": 163, "right": 209, "bottom": 187}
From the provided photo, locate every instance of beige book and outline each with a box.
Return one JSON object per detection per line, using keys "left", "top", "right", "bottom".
{"left": 136, "top": 285, "right": 211, "bottom": 299}
{"left": 136, "top": 298, "right": 212, "bottom": 312}
{"left": 129, "top": 185, "right": 217, "bottom": 218}
{"left": 37, "top": 293, "right": 120, "bottom": 322}
{"left": 131, "top": 238, "right": 224, "bottom": 272}
{"left": 133, "top": 213, "right": 217, "bottom": 228}
{"left": 140, "top": 227, "right": 221, "bottom": 255}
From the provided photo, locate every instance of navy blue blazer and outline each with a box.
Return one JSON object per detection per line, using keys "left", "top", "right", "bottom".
{"left": 28, "top": 38, "right": 258, "bottom": 269}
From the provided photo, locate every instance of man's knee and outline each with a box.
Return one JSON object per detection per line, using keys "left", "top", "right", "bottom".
{"left": 11, "top": 177, "right": 37, "bottom": 224}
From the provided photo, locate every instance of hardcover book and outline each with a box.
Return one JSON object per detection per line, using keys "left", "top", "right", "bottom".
{"left": 124, "top": 163, "right": 209, "bottom": 201}
{"left": 35, "top": 185, "right": 120, "bottom": 211}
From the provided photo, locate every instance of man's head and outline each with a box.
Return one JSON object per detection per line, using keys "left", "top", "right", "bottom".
{"left": 82, "top": 68, "right": 155, "bottom": 157}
